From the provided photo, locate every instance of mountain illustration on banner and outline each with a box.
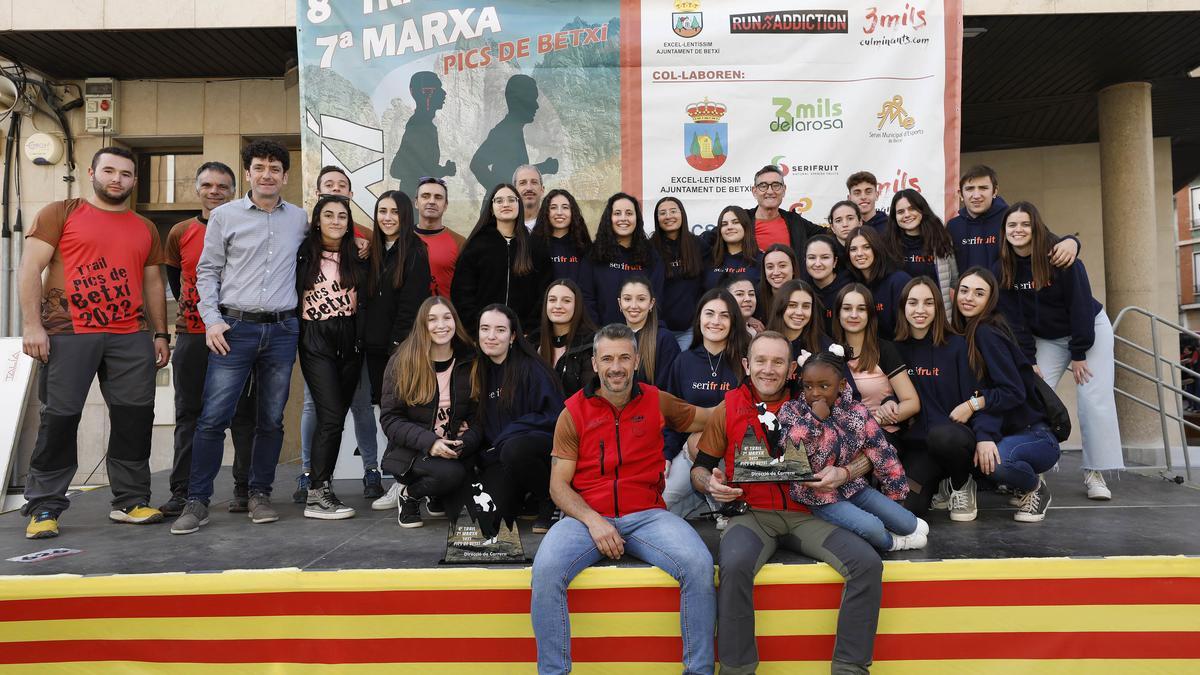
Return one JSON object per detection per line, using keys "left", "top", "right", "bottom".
{"left": 684, "top": 98, "right": 728, "bottom": 171}
{"left": 441, "top": 482, "right": 527, "bottom": 565}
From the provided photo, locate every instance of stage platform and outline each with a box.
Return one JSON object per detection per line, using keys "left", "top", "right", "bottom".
{"left": 0, "top": 451, "right": 1198, "bottom": 672}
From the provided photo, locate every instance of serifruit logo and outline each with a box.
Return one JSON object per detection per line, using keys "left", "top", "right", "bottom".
{"left": 684, "top": 97, "right": 728, "bottom": 172}
{"left": 863, "top": 3, "right": 928, "bottom": 34}
{"left": 770, "top": 96, "right": 843, "bottom": 133}
{"left": 876, "top": 95, "right": 915, "bottom": 130}
{"left": 673, "top": 0, "right": 703, "bottom": 38}
{"left": 770, "top": 156, "right": 790, "bottom": 176}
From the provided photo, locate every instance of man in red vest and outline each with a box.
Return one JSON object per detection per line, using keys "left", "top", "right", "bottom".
{"left": 532, "top": 322, "right": 716, "bottom": 675}
{"left": 690, "top": 331, "right": 883, "bottom": 675}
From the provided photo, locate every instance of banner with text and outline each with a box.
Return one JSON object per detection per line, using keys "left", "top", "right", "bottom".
{"left": 297, "top": 0, "right": 960, "bottom": 231}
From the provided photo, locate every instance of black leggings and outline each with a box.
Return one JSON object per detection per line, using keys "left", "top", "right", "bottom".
{"left": 299, "top": 317, "right": 362, "bottom": 484}
{"left": 897, "top": 423, "right": 975, "bottom": 515}
{"left": 499, "top": 434, "right": 553, "bottom": 505}
{"left": 401, "top": 455, "right": 469, "bottom": 500}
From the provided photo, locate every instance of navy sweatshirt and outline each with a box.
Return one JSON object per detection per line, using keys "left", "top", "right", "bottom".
{"left": 582, "top": 245, "right": 666, "bottom": 325}
{"left": 547, "top": 235, "right": 588, "bottom": 287}
{"left": 662, "top": 344, "right": 740, "bottom": 459}
{"left": 898, "top": 231, "right": 939, "bottom": 284}
{"left": 971, "top": 323, "right": 1045, "bottom": 442}
{"left": 896, "top": 334, "right": 983, "bottom": 442}
{"left": 658, "top": 235, "right": 705, "bottom": 332}
{"left": 634, "top": 322, "right": 681, "bottom": 388}
{"left": 864, "top": 210, "right": 888, "bottom": 232}
{"left": 478, "top": 357, "right": 565, "bottom": 465}
{"left": 704, "top": 251, "right": 761, "bottom": 290}
{"left": 865, "top": 269, "right": 912, "bottom": 341}
{"left": 947, "top": 196, "right": 1009, "bottom": 271}
{"left": 993, "top": 256, "right": 1104, "bottom": 362}
{"left": 811, "top": 269, "right": 854, "bottom": 334}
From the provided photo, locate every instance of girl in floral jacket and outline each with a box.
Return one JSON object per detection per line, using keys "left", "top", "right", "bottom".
{"left": 779, "top": 345, "right": 929, "bottom": 552}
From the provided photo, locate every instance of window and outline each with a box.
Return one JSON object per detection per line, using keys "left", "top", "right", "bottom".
{"left": 1193, "top": 252, "right": 1200, "bottom": 295}
{"left": 1191, "top": 186, "right": 1200, "bottom": 230}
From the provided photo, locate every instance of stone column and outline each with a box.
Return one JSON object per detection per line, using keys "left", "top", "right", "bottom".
{"left": 1098, "top": 82, "right": 1163, "bottom": 452}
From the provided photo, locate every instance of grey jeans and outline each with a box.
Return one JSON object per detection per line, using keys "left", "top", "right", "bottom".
{"left": 22, "top": 332, "right": 156, "bottom": 516}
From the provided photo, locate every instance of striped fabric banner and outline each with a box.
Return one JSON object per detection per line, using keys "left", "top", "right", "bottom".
{"left": 0, "top": 556, "right": 1197, "bottom": 673}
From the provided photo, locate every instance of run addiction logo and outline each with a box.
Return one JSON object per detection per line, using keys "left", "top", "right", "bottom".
{"left": 684, "top": 98, "right": 729, "bottom": 171}
{"left": 730, "top": 10, "right": 848, "bottom": 34}
{"left": 672, "top": 0, "right": 703, "bottom": 38}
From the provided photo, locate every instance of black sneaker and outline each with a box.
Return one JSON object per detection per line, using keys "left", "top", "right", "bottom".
{"left": 1014, "top": 477, "right": 1052, "bottom": 523}
{"left": 292, "top": 472, "right": 310, "bottom": 504}
{"left": 532, "top": 499, "right": 557, "bottom": 534}
{"left": 158, "top": 494, "right": 187, "bottom": 517}
{"left": 229, "top": 485, "right": 249, "bottom": 513}
{"left": 363, "top": 469, "right": 384, "bottom": 499}
{"left": 398, "top": 491, "right": 423, "bottom": 529}
{"left": 425, "top": 496, "right": 446, "bottom": 517}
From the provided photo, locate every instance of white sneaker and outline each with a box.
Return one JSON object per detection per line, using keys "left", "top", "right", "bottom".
{"left": 372, "top": 482, "right": 403, "bottom": 511}
{"left": 888, "top": 530, "right": 928, "bottom": 551}
{"left": 930, "top": 478, "right": 951, "bottom": 510}
{"left": 948, "top": 476, "right": 978, "bottom": 522}
{"left": 913, "top": 517, "right": 929, "bottom": 537}
{"left": 1084, "top": 470, "right": 1112, "bottom": 500}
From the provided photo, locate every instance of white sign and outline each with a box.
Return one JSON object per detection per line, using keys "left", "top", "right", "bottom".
{"left": 0, "top": 338, "right": 37, "bottom": 508}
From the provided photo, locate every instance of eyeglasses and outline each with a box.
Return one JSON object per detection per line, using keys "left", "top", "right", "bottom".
{"left": 418, "top": 176, "right": 447, "bottom": 186}
{"left": 492, "top": 196, "right": 519, "bottom": 205}
{"left": 754, "top": 181, "right": 786, "bottom": 192}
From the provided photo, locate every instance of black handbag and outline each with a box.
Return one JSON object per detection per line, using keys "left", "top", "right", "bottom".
{"left": 1026, "top": 368, "right": 1072, "bottom": 442}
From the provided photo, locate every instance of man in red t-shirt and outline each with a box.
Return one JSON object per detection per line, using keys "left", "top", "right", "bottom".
{"left": 18, "top": 146, "right": 170, "bottom": 539}
{"left": 743, "top": 164, "right": 825, "bottom": 253}
{"left": 413, "top": 177, "right": 465, "bottom": 298}
{"left": 690, "top": 331, "right": 882, "bottom": 675}
{"left": 159, "top": 161, "right": 256, "bottom": 517}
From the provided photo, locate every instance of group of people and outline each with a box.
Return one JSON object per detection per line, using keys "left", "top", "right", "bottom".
{"left": 17, "top": 140, "right": 1126, "bottom": 673}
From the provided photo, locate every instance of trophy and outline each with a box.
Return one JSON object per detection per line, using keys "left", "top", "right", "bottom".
{"left": 441, "top": 482, "right": 528, "bottom": 565}
{"left": 731, "top": 403, "right": 817, "bottom": 483}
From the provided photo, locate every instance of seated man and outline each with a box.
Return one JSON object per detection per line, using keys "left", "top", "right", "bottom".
{"left": 531, "top": 323, "right": 715, "bottom": 675}
{"left": 690, "top": 331, "right": 883, "bottom": 675}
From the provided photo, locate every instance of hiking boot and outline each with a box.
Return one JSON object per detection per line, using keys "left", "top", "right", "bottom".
{"left": 1084, "top": 470, "right": 1112, "bottom": 500}
{"left": 948, "top": 476, "right": 978, "bottom": 522}
{"left": 305, "top": 484, "right": 356, "bottom": 520}
{"left": 109, "top": 503, "right": 164, "bottom": 524}
{"left": 292, "top": 472, "right": 311, "bottom": 504}
{"left": 158, "top": 494, "right": 188, "bottom": 517}
{"left": 425, "top": 496, "right": 446, "bottom": 517}
{"left": 1014, "top": 477, "right": 1052, "bottom": 523}
{"left": 398, "top": 487, "right": 423, "bottom": 528}
{"left": 372, "top": 482, "right": 403, "bottom": 511}
{"left": 170, "top": 500, "right": 209, "bottom": 535}
{"left": 930, "top": 478, "right": 951, "bottom": 511}
{"left": 532, "top": 500, "right": 557, "bottom": 534}
{"left": 247, "top": 494, "right": 279, "bottom": 524}
{"left": 25, "top": 511, "right": 59, "bottom": 539}
{"left": 229, "top": 485, "right": 250, "bottom": 513}
{"left": 362, "top": 468, "right": 384, "bottom": 500}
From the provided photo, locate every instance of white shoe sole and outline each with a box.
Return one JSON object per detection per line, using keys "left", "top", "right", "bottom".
{"left": 949, "top": 510, "right": 977, "bottom": 522}
{"left": 109, "top": 511, "right": 164, "bottom": 524}
{"left": 249, "top": 513, "right": 280, "bottom": 524}
{"left": 1086, "top": 489, "right": 1112, "bottom": 500}
{"left": 304, "top": 509, "right": 356, "bottom": 520}
{"left": 372, "top": 498, "right": 399, "bottom": 511}
{"left": 397, "top": 519, "right": 424, "bottom": 529}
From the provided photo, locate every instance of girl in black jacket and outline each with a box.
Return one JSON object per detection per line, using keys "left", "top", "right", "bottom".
{"left": 649, "top": 196, "right": 705, "bottom": 347}
{"left": 379, "top": 296, "right": 481, "bottom": 528}
{"left": 296, "top": 195, "right": 367, "bottom": 520}
{"left": 365, "top": 190, "right": 432, "bottom": 404}
{"left": 451, "top": 183, "right": 553, "bottom": 334}
{"left": 534, "top": 278, "right": 596, "bottom": 397}
{"left": 531, "top": 188, "right": 592, "bottom": 287}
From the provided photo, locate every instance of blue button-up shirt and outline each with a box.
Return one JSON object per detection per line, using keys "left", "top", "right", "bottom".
{"left": 196, "top": 193, "right": 309, "bottom": 327}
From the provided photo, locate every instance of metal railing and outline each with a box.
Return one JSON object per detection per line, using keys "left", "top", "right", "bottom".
{"left": 1110, "top": 306, "right": 1195, "bottom": 483}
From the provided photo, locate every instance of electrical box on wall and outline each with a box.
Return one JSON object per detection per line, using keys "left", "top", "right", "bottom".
{"left": 84, "top": 77, "right": 119, "bottom": 135}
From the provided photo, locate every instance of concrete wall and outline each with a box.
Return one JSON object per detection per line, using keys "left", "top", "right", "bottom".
{"left": 962, "top": 138, "right": 1181, "bottom": 449}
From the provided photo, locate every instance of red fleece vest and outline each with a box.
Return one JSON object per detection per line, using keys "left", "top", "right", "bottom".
{"left": 565, "top": 384, "right": 667, "bottom": 517}
{"left": 723, "top": 385, "right": 809, "bottom": 512}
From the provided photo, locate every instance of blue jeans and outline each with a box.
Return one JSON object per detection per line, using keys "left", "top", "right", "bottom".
{"left": 988, "top": 424, "right": 1061, "bottom": 492}
{"left": 299, "top": 360, "right": 378, "bottom": 473}
{"left": 811, "top": 487, "right": 918, "bottom": 551}
{"left": 188, "top": 316, "right": 298, "bottom": 502}
{"left": 531, "top": 509, "right": 715, "bottom": 675}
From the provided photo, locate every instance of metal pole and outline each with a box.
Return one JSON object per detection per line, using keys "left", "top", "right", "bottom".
{"left": 1149, "top": 319, "right": 1173, "bottom": 473}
